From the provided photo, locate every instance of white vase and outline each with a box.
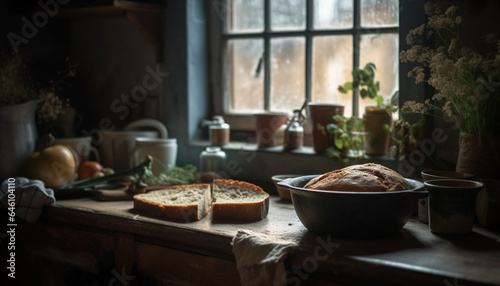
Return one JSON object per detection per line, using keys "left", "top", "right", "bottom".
{"left": 0, "top": 100, "right": 38, "bottom": 180}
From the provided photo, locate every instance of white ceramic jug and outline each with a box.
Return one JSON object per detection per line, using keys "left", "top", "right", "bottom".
{"left": 131, "top": 138, "right": 178, "bottom": 175}
{"left": 99, "top": 119, "right": 168, "bottom": 171}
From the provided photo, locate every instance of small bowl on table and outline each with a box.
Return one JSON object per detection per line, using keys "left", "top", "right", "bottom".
{"left": 271, "top": 174, "right": 300, "bottom": 201}
{"left": 278, "top": 175, "right": 426, "bottom": 238}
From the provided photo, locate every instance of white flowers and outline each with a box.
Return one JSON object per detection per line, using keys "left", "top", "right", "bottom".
{"left": 399, "top": 1, "right": 500, "bottom": 134}
{"left": 37, "top": 90, "right": 64, "bottom": 122}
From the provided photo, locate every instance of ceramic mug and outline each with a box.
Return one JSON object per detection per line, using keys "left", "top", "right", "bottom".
{"left": 53, "top": 137, "right": 100, "bottom": 166}
{"left": 130, "top": 138, "right": 178, "bottom": 175}
{"left": 419, "top": 170, "right": 474, "bottom": 223}
{"left": 99, "top": 119, "right": 168, "bottom": 171}
{"left": 424, "top": 179, "right": 483, "bottom": 235}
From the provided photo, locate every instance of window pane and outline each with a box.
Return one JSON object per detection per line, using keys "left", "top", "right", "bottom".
{"left": 312, "top": 35, "right": 353, "bottom": 116}
{"left": 226, "top": 0, "right": 264, "bottom": 33}
{"left": 226, "top": 39, "right": 265, "bottom": 113}
{"left": 270, "top": 0, "right": 306, "bottom": 31}
{"left": 270, "top": 37, "right": 305, "bottom": 113}
{"left": 359, "top": 33, "right": 399, "bottom": 112}
{"left": 313, "top": 0, "right": 353, "bottom": 30}
{"left": 361, "top": 0, "right": 398, "bottom": 27}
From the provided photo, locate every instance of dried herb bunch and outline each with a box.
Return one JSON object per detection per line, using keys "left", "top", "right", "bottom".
{"left": 400, "top": 1, "right": 500, "bottom": 135}
{"left": 0, "top": 54, "right": 78, "bottom": 124}
{"left": 0, "top": 53, "right": 37, "bottom": 106}
{"left": 37, "top": 59, "right": 78, "bottom": 123}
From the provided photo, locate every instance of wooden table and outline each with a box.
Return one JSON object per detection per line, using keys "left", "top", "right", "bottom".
{"left": 12, "top": 196, "right": 500, "bottom": 285}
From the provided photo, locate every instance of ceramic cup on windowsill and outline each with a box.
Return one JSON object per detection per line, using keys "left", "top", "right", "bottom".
{"left": 424, "top": 179, "right": 483, "bottom": 235}
{"left": 419, "top": 170, "right": 474, "bottom": 224}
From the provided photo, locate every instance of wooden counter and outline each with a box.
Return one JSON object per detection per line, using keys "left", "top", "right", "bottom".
{"left": 13, "top": 196, "right": 500, "bottom": 285}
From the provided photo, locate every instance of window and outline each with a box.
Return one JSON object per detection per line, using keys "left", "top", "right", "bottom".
{"left": 219, "top": 0, "right": 399, "bottom": 125}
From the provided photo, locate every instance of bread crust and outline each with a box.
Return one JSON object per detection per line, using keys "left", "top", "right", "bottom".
{"left": 304, "top": 163, "right": 410, "bottom": 192}
{"left": 212, "top": 179, "right": 269, "bottom": 222}
{"left": 133, "top": 184, "right": 211, "bottom": 222}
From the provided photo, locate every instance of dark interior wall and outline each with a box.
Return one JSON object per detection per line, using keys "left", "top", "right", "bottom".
{"left": 68, "top": 16, "right": 159, "bottom": 132}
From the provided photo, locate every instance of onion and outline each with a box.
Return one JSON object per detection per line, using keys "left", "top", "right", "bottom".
{"left": 23, "top": 145, "right": 77, "bottom": 188}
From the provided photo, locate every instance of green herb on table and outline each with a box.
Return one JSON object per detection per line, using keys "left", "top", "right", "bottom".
{"left": 141, "top": 165, "right": 200, "bottom": 186}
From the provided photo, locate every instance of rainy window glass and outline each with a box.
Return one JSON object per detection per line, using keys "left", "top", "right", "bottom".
{"left": 224, "top": 0, "right": 399, "bottom": 117}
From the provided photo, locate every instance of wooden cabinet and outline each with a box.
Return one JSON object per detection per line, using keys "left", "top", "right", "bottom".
{"left": 16, "top": 219, "right": 241, "bottom": 285}
{"left": 10, "top": 197, "right": 500, "bottom": 285}
{"left": 8, "top": 0, "right": 165, "bottom": 60}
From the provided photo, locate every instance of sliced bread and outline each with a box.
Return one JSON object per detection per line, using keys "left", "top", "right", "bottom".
{"left": 212, "top": 179, "right": 269, "bottom": 222}
{"left": 133, "top": 184, "right": 211, "bottom": 222}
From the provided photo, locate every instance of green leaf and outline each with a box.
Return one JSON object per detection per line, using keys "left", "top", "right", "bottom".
{"left": 382, "top": 123, "right": 392, "bottom": 133}
{"left": 333, "top": 114, "right": 345, "bottom": 122}
{"left": 365, "top": 63, "right": 377, "bottom": 75}
{"left": 326, "top": 147, "right": 341, "bottom": 159}
{"left": 338, "top": 83, "right": 352, "bottom": 93}
{"left": 360, "top": 89, "right": 368, "bottom": 98}
{"left": 334, "top": 138, "right": 343, "bottom": 150}
{"left": 326, "top": 123, "right": 338, "bottom": 134}
{"left": 375, "top": 95, "right": 384, "bottom": 106}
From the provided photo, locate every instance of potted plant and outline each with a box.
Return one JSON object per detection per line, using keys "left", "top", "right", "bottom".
{"left": 326, "top": 115, "right": 366, "bottom": 165}
{"left": 338, "top": 63, "right": 392, "bottom": 156}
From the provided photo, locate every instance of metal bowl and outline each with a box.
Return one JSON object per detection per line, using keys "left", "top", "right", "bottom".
{"left": 278, "top": 175, "right": 427, "bottom": 238}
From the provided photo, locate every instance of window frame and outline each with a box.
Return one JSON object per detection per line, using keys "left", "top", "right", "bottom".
{"left": 211, "top": 0, "right": 399, "bottom": 131}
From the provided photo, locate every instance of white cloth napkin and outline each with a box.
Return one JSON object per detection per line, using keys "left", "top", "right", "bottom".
{"left": 0, "top": 177, "right": 56, "bottom": 223}
{"left": 232, "top": 229, "right": 297, "bottom": 286}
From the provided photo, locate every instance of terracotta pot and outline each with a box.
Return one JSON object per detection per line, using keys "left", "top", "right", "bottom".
{"left": 307, "top": 104, "right": 344, "bottom": 153}
{"left": 363, "top": 107, "right": 392, "bottom": 156}
{"left": 254, "top": 113, "right": 288, "bottom": 148}
{"left": 456, "top": 132, "right": 500, "bottom": 229}
{"left": 456, "top": 132, "right": 500, "bottom": 180}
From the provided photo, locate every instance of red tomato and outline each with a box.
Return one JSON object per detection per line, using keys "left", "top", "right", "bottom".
{"left": 78, "top": 161, "right": 103, "bottom": 180}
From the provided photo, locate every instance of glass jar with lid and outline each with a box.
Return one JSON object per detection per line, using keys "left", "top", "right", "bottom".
{"left": 209, "top": 116, "right": 230, "bottom": 146}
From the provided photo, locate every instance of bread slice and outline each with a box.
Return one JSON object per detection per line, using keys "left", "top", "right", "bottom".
{"left": 304, "top": 163, "right": 410, "bottom": 192}
{"left": 212, "top": 179, "right": 269, "bottom": 222}
{"left": 133, "top": 184, "right": 211, "bottom": 222}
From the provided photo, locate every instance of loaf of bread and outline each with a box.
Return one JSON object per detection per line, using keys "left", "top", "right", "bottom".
{"left": 304, "top": 163, "right": 410, "bottom": 192}
{"left": 212, "top": 179, "right": 269, "bottom": 222}
{"left": 133, "top": 179, "right": 270, "bottom": 223}
{"left": 133, "top": 184, "right": 211, "bottom": 222}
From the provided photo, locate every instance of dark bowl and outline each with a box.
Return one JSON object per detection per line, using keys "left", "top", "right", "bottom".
{"left": 278, "top": 175, "right": 427, "bottom": 238}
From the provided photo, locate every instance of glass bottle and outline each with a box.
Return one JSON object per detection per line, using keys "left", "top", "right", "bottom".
{"left": 284, "top": 109, "right": 304, "bottom": 150}
{"left": 199, "top": 146, "right": 227, "bottom": 173}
